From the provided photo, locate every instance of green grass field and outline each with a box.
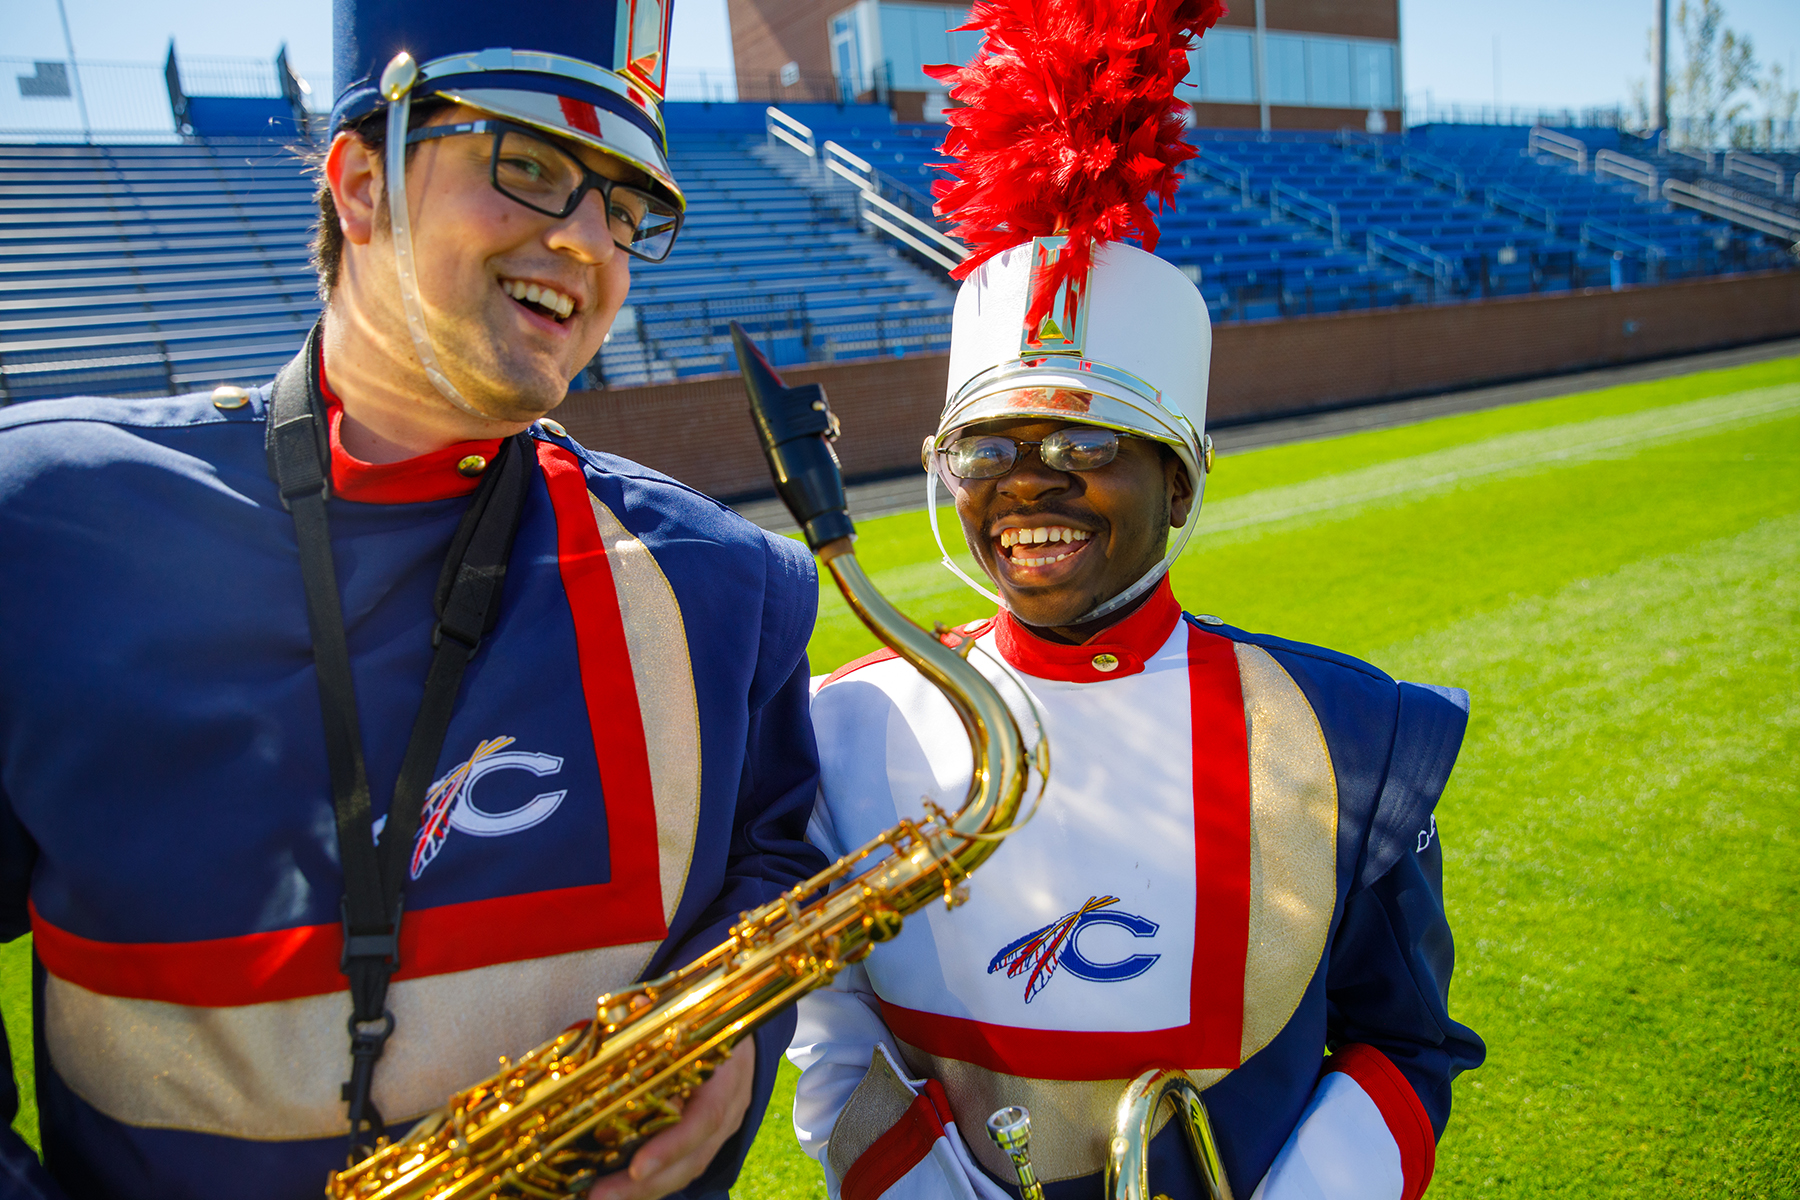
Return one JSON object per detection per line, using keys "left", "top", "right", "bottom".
{"left": 6, "top": 354, "right": 1798, "bottom": 1195}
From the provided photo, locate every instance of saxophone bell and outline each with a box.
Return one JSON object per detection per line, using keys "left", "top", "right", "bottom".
{"left": 985, "top": 1105, "right": 1045, "bottom": 1200}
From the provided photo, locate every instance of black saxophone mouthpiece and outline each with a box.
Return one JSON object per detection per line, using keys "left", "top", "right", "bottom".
{"left": 732, "top": 322, "right": 855, "bottom": 552}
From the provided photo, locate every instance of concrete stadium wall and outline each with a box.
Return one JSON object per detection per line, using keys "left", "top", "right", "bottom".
{"left": 556, "top": 269, "right": 1800, "bottom": 499}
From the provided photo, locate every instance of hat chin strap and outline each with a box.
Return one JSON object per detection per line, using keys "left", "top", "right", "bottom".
{"left": 925, "top": 471, "right": 1200, "bottom": 628}
{"left": 382, "top": 83, "right": 488, "bottom": 420}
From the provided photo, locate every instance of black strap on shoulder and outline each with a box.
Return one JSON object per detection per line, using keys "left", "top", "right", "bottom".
{"left": 265, "top": 323, "right": 534, "bottom": 1160}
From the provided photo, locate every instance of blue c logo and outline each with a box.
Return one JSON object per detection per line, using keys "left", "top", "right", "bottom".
{"left": 1060, "top": 910, "right": 1161, "bottom": 983}
{"left": 988, "top": 896, "right": 1161, "bottom": 1002}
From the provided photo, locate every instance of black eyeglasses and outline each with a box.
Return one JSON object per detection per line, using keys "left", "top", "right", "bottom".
{"left": 939, "top": 427, "right": 1132, "bottom": 480}
{"left": 404, "top": 119, "right": 683, "bottom": 262}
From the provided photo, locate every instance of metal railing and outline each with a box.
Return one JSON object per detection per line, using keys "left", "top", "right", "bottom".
{"left": 1366, "top": 226, "right": 1458, "bottom": 288}
{"left": 1579, "top": 220, "right": 1666, "bottom": 265}
{"left": 1594, "top": 149, "right": 1657, "bottom": 193}
{"left": 819, "top": 139, "right": 967, "bottom": 272}
{"left": 762, "top": 108, "right": 968, "bottom": 275}
{"left": 1334, "top": 128, "right": 1390, "bottom": 162}
{"left": 1269, "top": 181, "right": 1341, "bottom": 248}
{"left": 1664, "top": 145, "right": 1715, "bottom": 172}
{"left": 1484, "top": 183, "right": 1558, "bottom": 231}
{"left": 765, "top": 106, "right": 816, "bottom": 159}
{"left": 1663, "top": 179, "right": 1800, "bottom": 241}
{"left": 1722, "top": 151, "right": 1785, "bottom": 193}
{"left": 1188, "top": 149, "right": 1252, "bottom": 205}
{"left": 1528, "top": 126, "right": 1588, "bottom": 171}
{"left": 1400, "top": 152, "right": 1466, "bottom": 198}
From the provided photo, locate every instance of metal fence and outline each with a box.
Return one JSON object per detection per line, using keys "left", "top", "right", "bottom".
{"left": 1402, "top": 98, "right": 1799, "bottom": 151}
{"left": 1, "top": 55, "right": 328, "bottom": 142}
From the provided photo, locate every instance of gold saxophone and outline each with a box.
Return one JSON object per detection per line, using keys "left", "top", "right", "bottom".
{"left": 326, "top": 325, "right": 1044, "bottom": 1200}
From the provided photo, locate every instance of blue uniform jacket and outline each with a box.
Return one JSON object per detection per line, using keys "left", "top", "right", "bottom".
{"left": 0, "top": 382, "right": 828, "bottom": 1199}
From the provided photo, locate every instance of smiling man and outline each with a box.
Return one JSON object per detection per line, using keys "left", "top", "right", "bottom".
{"left": 784, "top": 2, "right": 1483, "bottom": 1195}
{"left": 789, "top": 246, "right": 1488, "bottom": 1200}
{"left": 0, "top": 2, "right": 825, "bottom": 1198}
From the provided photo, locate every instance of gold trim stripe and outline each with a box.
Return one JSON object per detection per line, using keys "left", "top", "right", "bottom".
{"left": 1235, "top": 642, "right": 1338, "bottom": 1061}
{"left": 45, "top": 944, "right": 660, "bottom": 1140}
{"left": 587, "top": 495, "right": 703, "bottom": 925}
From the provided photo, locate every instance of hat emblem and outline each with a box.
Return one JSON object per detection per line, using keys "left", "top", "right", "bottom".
{"left": 1020, "top": 236, "right": 1090, "bottom": 357}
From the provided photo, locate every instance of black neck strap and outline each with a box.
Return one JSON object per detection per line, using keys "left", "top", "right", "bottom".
{"left": 265, "top": 325, "right": 534, "bottom": 1160}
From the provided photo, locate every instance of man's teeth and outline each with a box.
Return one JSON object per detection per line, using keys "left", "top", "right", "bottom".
{"left": 503, "top": 279, "right": 575, "bottom": 319}
{"left": 999, "top": 526, "right": 1091, "bottom": 548}
{"left": 999, "top": 526, "right": 1091, "bottom": 566}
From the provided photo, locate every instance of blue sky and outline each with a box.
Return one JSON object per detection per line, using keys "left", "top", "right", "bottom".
{"left": 3, "top": 0, "right": 1796, "bottom": 114}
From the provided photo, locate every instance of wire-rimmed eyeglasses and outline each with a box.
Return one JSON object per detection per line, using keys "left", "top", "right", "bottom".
{"left": 938, "top": 426, "right": 1134, "bottom": 480}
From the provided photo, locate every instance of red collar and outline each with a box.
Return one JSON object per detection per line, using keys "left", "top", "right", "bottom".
{"left": 318, "top": 351, "right": 504, "bottom": 505}
{"left": 993, "top": 578, "right": 1183, "bottom": 683}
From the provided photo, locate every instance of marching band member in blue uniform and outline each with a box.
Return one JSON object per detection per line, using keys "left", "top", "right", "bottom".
{"left": 0, "top": 2, "right": 826, "bottom": 1196}
{"left": 788, "top": 2, "right": 1484, "bottom": 1197}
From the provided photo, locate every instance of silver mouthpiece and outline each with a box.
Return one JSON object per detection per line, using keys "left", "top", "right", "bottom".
{"left": 986, "top": 1105, "right": 1045, "bottom": 1200}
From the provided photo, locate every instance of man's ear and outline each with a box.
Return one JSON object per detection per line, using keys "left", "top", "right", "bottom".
{"left": 326, "top": 131, "right": 382, "bottom": 247}
{"left": 1168, "top": 451, "right": 1197, "bottom": 529}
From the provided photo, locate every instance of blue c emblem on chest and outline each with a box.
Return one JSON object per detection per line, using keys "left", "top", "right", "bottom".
{"left": 988, "top": 895, "right": 1162, "bottom": 1003}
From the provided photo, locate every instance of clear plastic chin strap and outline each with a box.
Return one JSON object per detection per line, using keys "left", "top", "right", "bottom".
{"left": 925, "top": 467, "right": 1201, "bottom": 627}
{"left": 379, "top": 53, "right": 485, "bottom": 419}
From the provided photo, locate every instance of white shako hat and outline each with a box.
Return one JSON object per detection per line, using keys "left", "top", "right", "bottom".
{"left": 932, "top": 237, "right": 1212, "bottom": 502}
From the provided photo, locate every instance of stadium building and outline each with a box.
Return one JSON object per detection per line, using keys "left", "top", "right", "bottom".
{"left": 1, "top": 22, "right": 1797, "bottom": 500}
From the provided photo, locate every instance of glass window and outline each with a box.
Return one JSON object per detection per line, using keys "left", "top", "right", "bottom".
{"left": 1350, "top": 41, "right": 1396, "bottom": 108}
{"left": 830, "top": 10, "right": 863, "bottom": 91}
{"left": 1192, "top": 27, "right": 1255, "bottom": 103}
{"left": 1264, "top": 34, "right": 1306, "bottom": 105}
{"left": 874, "top": 4, "right": 974, "bottom": 91}
{"left": 949, "top": 25, "right": 984, "bottom": 67}
{"left": 1306, "top": 37, "right": 1351, "bottom": 107}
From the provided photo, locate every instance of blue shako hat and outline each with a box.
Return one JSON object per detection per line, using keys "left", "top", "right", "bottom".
{"left": 330, "top": 0, "right": 683, "bottom": 212}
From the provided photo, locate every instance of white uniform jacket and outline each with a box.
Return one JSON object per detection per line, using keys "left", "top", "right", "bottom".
{"left": 789, "top": 582, "right": 1485, "bottom": 1200}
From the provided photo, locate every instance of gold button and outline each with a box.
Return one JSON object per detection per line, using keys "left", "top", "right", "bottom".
{"left": 1202, "top": 433, "right": 1215, "bottom": 474}
{"left": 211, "top": 385, "right": 250, "bottom": 410}
{"left": 1091, "top": 653, "right": 1119, "bottom": 672}
{"left": 456, "top": 454, "right": 489, "bottom": 477}
{"left": 539, "top": 418, "right": 567, "bottom": 438}
{"left": 1197, "top": 614, "right": 1225, "bottom": 626}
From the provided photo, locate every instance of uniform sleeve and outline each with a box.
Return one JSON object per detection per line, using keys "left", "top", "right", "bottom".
{"left": 0, "top": 790, "right": 68, "bottom": 1198}
{"left": 1252, "top": 684, "right": 1485, "bottom": 1200}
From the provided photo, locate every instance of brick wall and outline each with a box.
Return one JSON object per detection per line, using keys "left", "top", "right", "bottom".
{"left": 1189, "top": 102, "right": 1402, "bottom": 131}
{"left": 555, "top": 270, "right": 1800, "bottom": 498}
{"left": 1217, "top": 0, "right": 1399, "bottom": 39}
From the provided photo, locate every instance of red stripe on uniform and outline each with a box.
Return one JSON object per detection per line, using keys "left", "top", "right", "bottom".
{"left": 538, "top": 442, "right": 666, "bottom": 925}
{"left": 34, "top": 449, "right": 671, "bottom": 1008}
{"left": 840, "top": 1090, "right": 949, "bottom": 1200}
{"left": 1324, "top": 1044, "right": 1436, "bottom": 1200}
{"left": 1184, "top": 622, "right": 1251, "bottom": 1064}
{"left": 31, "top": 873, "right": 668, "bottom": 1007}
{"left": 821, "top": 646, "right": 899, "bottom": 688}
{"left": 878, "top": 625, "right": 1252, "bottom": 1079}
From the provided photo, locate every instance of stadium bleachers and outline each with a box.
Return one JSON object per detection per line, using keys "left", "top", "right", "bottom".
{"left": 0, "top": 140, "right": 320, "bottom": 404}
{"left": 0, "top": 107, "right": 1792, "bottom": 404}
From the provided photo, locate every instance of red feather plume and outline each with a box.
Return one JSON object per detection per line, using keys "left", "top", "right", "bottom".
{"left": 927, "top": 0, "right": 1225, "bottom": 331}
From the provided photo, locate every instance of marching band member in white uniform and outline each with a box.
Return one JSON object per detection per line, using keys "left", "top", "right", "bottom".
{"left": 785, "top": 1, "right": 1484, "bottom": 1197}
